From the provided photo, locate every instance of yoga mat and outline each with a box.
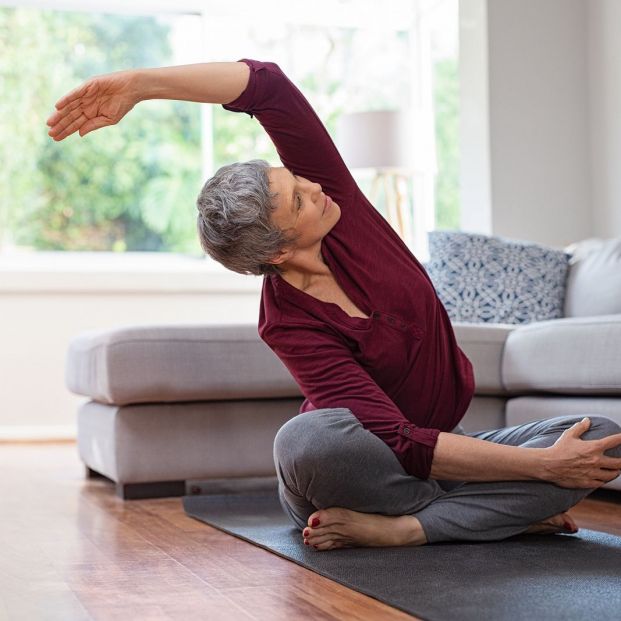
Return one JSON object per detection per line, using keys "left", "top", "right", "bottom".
{"left": 182, "top": 489, "right": 621, "bottom": 621}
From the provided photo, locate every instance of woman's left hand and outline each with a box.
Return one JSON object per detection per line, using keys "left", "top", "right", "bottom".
{"left": 46, "top": 69, "right": 140, "bottom": 141}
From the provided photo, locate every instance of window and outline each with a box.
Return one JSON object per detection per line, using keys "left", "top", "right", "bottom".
{"left": 0, "top": 0, "right": 459, "bottom": 258}
{"left": 429, "top": 0, "right": 459, "bottom": 231}
{"left": 0, "top": 3, "right": 204, "bottom": 255}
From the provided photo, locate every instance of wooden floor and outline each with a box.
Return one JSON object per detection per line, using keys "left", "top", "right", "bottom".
{"left": 2, "top": 443, "right": 621, "bottom": 621}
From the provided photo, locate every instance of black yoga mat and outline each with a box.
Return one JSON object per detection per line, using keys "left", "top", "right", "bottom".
{"left": 182, "top": 489, "right": 621, "bottom": 621}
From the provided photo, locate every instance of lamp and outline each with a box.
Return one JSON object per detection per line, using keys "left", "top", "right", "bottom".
{"left": 336, "top": 109, "right": 415, "bottom": 244}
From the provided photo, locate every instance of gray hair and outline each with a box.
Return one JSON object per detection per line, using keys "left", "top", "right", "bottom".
{"left": 196, "top": 159, "right": 301, "bottom": 276}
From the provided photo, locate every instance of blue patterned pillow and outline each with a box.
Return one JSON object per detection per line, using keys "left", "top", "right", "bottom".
{"left": 424, "top": 231, "right": 571, "bottom": 324}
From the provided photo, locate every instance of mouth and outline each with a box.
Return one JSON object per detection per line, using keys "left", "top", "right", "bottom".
{"left": 323, "top": 193, "right": 330, "bottom": 215}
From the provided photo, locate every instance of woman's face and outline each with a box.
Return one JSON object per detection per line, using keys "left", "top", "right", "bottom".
{"left": 267, "top": 166, "right": 340, "bottom": 245}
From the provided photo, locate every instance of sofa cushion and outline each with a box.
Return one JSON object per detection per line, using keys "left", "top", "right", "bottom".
{"left": 65, "top": 323, "right": 301, "bottom": 405}
{"left": 564, "top": 237, "right": 621, "bottom": 317}
{"left": 425, "top": 231, "right": 571, "bottom": 324}
{"left": 502, "top": 315, "right": 621, "bottom": 394}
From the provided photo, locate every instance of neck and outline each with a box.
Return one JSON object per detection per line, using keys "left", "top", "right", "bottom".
{"left": 279, "top": 250, "right": 331, "bottom": 290}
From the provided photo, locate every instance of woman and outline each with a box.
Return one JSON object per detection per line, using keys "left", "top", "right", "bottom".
{"left": 47, "top": 58, "right": 621, "bottom": 551}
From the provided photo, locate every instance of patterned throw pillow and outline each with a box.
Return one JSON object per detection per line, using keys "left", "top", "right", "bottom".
{"left": 423, "top": 231, "right": 571, "bottom": 324}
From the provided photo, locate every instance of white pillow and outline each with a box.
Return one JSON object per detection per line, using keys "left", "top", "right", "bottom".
{"left": 564, "top": 238, "right": 621, "bottom": 317}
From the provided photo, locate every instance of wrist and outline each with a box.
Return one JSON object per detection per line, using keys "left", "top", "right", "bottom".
{"left": 528, "top": 447, "right": 551, "bottom": 482}
{"left": 129, "top": 68, "right": 152, "bottom": 103}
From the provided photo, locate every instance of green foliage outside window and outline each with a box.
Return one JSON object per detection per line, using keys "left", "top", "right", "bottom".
{"left": 0, "top": 7, "right": 203, "bottom": 254}
{"left": 433, "top": 58, "right": 459, "bottom": 230}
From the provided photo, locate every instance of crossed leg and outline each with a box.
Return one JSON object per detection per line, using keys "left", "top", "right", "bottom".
{"left": 273, "top": 408, "right": 621, "bottom": 546}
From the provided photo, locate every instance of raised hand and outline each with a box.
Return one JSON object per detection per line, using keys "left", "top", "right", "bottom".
{"left": 541, "top": 418, "right": 621, "bottom": 489}
{"left": 46, "top": 70, "right": 140, "bottom": 141}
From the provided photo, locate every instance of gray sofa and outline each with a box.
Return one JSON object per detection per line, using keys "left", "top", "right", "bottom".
{"left": 65, "top": 237, "right": 621, "bottom": 499}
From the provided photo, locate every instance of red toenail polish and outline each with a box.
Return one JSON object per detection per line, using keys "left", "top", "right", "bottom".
{"left": 564, "top": 522, "right": 572, "bottom": 530}
{"left": 304, "top": 540, "right": 309, "bottom": 545}
{"left": 313, "top": 545, "right": 318, "bottom": 548}
{"left": 303, "top": 530, "right": 309, "bottom": 537}
{"left": 312, "top": 518, "right": 320, "bottom": 527}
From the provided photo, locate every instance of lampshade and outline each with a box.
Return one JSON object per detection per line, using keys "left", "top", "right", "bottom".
{"left": 335, "top": 109, "right": 415, "bottom": 172}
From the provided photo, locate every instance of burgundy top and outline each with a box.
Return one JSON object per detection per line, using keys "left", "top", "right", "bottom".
{"left": 223, "top": 58, "right": 475, "bottom": 480}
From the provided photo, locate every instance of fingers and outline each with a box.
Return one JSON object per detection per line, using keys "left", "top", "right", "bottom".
{"left": 563, "top": 417, "right": 591, "bottom": 438}
{"left": 48, "top": 105, "right": 85, "bottom": 140}
{"left": 79, "top": 116, "right": 111, "bottom": 137}
{"left": 54, "top": 81, "right": 89, "bottom": 111}
{"left": 604, "top": 470, "right": 621, "bottom": 482}
{"left": 581, "top": 478, "right": 607, "bottom": 489}
{"left": 46, "top": 99, "right": 81, "bottom": 128}
{"left": 571, "top": 418, "right": 591, "bottom": 433}
{"left": 47, "top": 80, "right": 94, "bottom": 141}
{"left": 50, "top": 111, "right": 88, "bottom": 141}
{"left": 600, "top": 431, "right": 621, "bottom": 451}
{"left": 590, "top": 466, "right": 620, "bottom": 485}
{"left": 599, "top": 455, "right": 621, "bottom": 469}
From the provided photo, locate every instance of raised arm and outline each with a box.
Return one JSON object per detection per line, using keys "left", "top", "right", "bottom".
{"left": 47, "top": 61, "right": 250, "bottom": 141}
{"left": 46, "top": 58, "right": 356, "bottom": 208}
{"left": 136, "top": 61, "right": 250, "bottom": 104}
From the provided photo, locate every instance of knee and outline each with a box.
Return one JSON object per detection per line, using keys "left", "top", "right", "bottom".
{"left": 585, "top": 416, "right": 621, "bottom": 458}
{"left": 586, "top": 415, "right": 621, "bottom": 438}
{"left": 273, "top": 408, "right": 354, "bottom": 468}
{"left": 273, "top": 413, "right": 310, "bottom": 465}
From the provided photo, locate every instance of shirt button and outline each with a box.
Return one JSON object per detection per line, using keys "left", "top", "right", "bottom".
{"left": 403, "top": 426, "right": 410, "bottom": 435}
{"left": 388, "top": 316, "right": 395, "bottom": 324}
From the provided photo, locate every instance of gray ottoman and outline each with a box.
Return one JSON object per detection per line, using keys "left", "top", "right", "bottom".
{"left": 66, "top": 323, "right": 303, "bottom": 499}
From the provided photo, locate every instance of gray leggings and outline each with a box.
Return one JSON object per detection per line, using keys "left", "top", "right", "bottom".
{"left": 272, "top": 408, "right": 621, "bottom": 543}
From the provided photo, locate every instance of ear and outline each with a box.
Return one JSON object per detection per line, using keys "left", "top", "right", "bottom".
{"left": 267, "top": 247, "right": 295, "bottom": 266}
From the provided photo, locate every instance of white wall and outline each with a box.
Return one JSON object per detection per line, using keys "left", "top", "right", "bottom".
{"left": 487, "top": 0, "right": 592, "bottom": 247}
{"left": 587, "top": 0, "right": 621, "bottom": 238}
{"left": 460, "top": 0, "right": 597, "bottom": 248}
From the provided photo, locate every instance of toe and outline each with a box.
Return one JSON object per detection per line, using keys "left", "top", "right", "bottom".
{"left": 308, "top": 532, "right": 341, "bottom": 547}
{"left": 561, "top": 512, "right": 578, "bottom": 531}
{"left": 307, "top": 510, "right": 323, "bottom": 528}
{"left": 303, "top": 525, "right": 331, "bottom": 542}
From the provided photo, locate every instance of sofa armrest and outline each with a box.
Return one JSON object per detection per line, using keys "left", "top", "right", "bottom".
{"left": 452, "top": 322, "right": 517, "bottom": 395}
{"left": 65, "top": 323, "right": 301, "bottom": 405}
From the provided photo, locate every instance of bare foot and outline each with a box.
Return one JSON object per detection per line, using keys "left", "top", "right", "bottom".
{"left": 524, "top": 511, "right": 579, "bottom": 536}
{"left": 301, "top": 507, "right": 428, "bottom": 551}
